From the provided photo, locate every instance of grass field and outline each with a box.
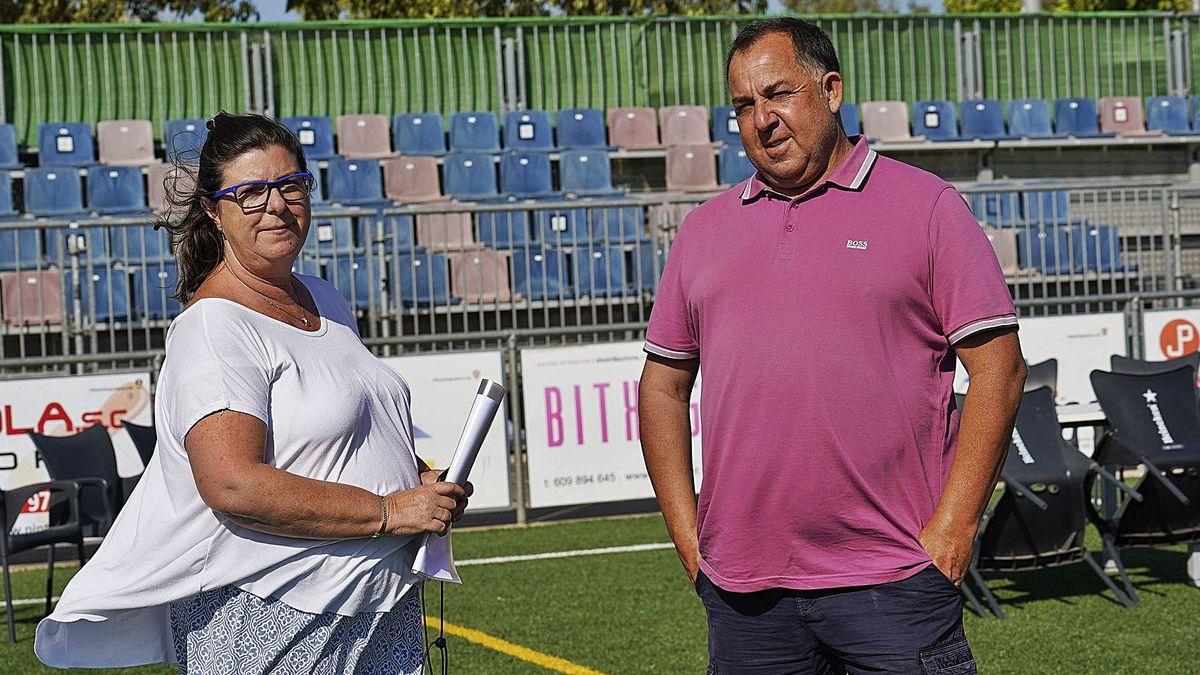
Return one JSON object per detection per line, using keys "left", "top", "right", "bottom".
{"left": 1, "top": 514, "right": 1197, "bottom": 674}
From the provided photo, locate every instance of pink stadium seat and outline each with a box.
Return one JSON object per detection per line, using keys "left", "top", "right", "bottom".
{"left": 1098, "top": 97, "right": 1161, "bottom": 137}
{"left": 147, "top": 162, "right": 195, "bottom": 214}
{"left": 659, "top": 106, "right": 712, "bottom": 145}
{"left": 860, "top": 101, "right": 918, "bottom": 142}
{"left": 416, "top": 211, "right": 475, "bottom": 250}
{"left": 97, "top": 120, "right": 156, "bottom": 166}
{"left": 336, "top": 114, "right": 393, "bottom": 158}
{"left": 665, "top": 144, "right": 718, "bottom": 192}
{"left": 449, "top": 249, "right": 512, "bottom": 303}
{"left": 383, "top": 156, "right": 445, "bottom": 203}
{"left": 982, "top": 226, "right": 1019, "bottom": 275}
{"left": 607, "top": 107, "right": 660, "bottom": 150}
{"left": 2, "top": 269, "right": 64, "bottom": 326}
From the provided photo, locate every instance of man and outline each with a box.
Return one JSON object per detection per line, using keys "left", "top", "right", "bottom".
{"left": 639, "top": 18, "right": 1026, "bottom": 674}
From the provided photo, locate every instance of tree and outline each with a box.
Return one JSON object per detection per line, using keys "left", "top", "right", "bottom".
{"left": 287, "top": 0, "right": 766, "bottom": 19}
{"left": 784, "top": 0, "right": 900, "bottom": 11}
{"left": 0, "top": 0, "right": 258, "bottom": 22}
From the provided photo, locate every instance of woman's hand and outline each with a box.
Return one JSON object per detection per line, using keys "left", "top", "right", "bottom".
{"left": 419, "top": 469, "right": 475, "bottom": 523}
{"left": 385, "top": 481, "right": 473, "bottom": 536}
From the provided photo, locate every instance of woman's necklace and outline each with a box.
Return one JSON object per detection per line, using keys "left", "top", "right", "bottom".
{"left": 225, "top": 264, "right": 313, "bottom": 328}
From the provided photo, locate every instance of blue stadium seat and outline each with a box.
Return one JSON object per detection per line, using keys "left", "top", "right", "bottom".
{"left": 163, "top": 118, "right": 208, "bottom": 162}
{"left": 392, "top": 113, "right": 447, "bottom": 156}
{"left": 1053, "top": 98, "right": 1110, "bottom": 138}
{"left": 49, "top": 226, "right": 110, "bottom": 265}
{"left": 330, "top": 255, "right": 378, "bottom": 310}
{"left": 555, "top": 109, "right": 611, "bottom": 150}
{"left": 718, "top": 144, "right": 755, "bottom": 185}
{"left": 504, "top": 110, "right": 555, "bottom": 151}
{"left": 449, "top": 112, "right": 500, "bottom": 152}
{"left": 24, "top": 168, "right": 85, "bottom": 217}
{"left": 87, "top": 166, "right": 147, "bottom": 215}
{"left": 559, "top": 150, "right": 620, "bottom": 197}
{"left": 840, "top": 103, "right": 862, "bottom": 137}
{"left": 0, "top": 170, "right": 15, "bottom": 218}
{"left": 572, "top": 245, "right": 629, "bottom": 298}
{"left": 37, "top": 123, "right": 95, "bottom": 166}
{"left": 535, "top": 204, "right": 589, "bottom": 246}
{"left": 378, "top": 214, "right": 416, "bottom": 253}
{"left": 512, "top": 247, "right": 572, "bottom": 300}
{"left": 0, "top": 124, "right": 20, "bottom": 169}
{"left": 304, "top": 216, "right": 360, "bottom": 255}
{"left": 392, "top": 251, "right": 451, "bottom": 306}
{"left": 911, "top": 100, "right": 959, "bottom": 140}
{"left": 1017, "top": 226, "right": 1079, "bottom": 275}
{"left": 711, "top": 106, "right": 741, "bottom": 145}
{"left": 110, "top": 225, "right": 171, "bottom": 263}
{"left": 635, "top": 241, "right": 667, "bottom": 291}
{"left": 0, "top": 221, "right": 42, "bottom": 270}
{"left": 326, "top": 158, "right": 385, "bottom": 206}
{"left": 1076, "top": 224, "right": 1133, "bottom": 273}
{"left": 282, "top": 116, "right": 336, "bottom": 160}
{"left": 587, "top": 196, "right": 644, "bottom": 244}
{"left": 1022, "top": 185, "right": 1073, "bottom": 225}
{"left": 1145, "top": 96, "right": 1194, "bottom": 135}
{"left": 970, "top": 185, "right": 1022, "bottom": 227}
{"left": 67, "top": 266, "right": 131, "bottom": 322}
{"left": 476, "top": 200, "right": 533, "bottom": 249}
{"left": 960, "top": 100, "right": 1010, "bottom": 140}
{"left": 131, "top": 262, "right": 181, "bottom": 319}
{"left": 443, "top": 152, "right": 498, "bottom": 200}
{"left": 308, "top": 168, "right": 330, "bottom": 211}
{"left": 499, "top": 151, "right": 556, "bottom": 198}
{"left": 1008, "top": 99, "right": 1055, "bottom": 139}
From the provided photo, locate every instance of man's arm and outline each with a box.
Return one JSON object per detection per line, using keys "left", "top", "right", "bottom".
{"left": 919, "top": 327, "right": 1026, "bottom": 585}
{"left": 639, "top": 353, "right": 702, "bottom": 583}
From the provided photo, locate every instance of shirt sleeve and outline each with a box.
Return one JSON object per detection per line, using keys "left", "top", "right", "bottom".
{"left": 929, "top": 187, "right": 1018, "bottom": 345}
{"left": 644, "top": 222, "right": 700, "bottom": 360}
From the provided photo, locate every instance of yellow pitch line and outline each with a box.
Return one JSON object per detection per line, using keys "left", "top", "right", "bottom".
{"left": 425, "top": 617, "right": 606, "bottom": 675}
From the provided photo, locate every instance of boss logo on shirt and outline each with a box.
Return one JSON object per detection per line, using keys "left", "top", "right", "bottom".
{"left": 846, "top": 239, "right": 869, "bottom": 250}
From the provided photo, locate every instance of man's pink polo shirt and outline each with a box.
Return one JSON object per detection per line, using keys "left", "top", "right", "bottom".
{"left": 644, "top": 136, "right": 1018, "bottom": 592}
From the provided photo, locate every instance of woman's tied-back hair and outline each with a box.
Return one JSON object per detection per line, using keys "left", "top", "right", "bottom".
{"left": 154, "top": 111, "right": 308, "bottom": 304}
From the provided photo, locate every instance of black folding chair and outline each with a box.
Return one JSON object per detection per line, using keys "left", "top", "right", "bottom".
{"left": 1110, "top": 352, "right": 1200, "bottom": 377}
{"left": 1089, "top": 364, "right": 1200, "bottom": 603}
{"left": 121, "top": 421, "right": 157, "bottom": 467}
{"left": 0, "top": 480, "right": 85, "bottom": 643}
{"left": 1024, "top": 358, "right": 1058, "bottom": 395}
{"left": 27, "top": 425, "right": 122, "bottom": 537}
{"left": 965, "top": 387, "right": 1137, "bottom": 618}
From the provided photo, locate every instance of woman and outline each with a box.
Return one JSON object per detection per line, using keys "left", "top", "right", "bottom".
{"left": 36, "top": 112, "right": 468, "bottom": 673}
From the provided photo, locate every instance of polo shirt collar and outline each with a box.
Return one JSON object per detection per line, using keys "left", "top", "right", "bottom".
{"left": 740, "top": 135, "right": 877, "bottom": 202}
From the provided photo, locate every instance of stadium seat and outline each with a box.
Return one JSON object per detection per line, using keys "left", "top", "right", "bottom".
{"left": 1017, "top": 226, "right": 1078, "bottom": 275}
{"left": 307, "top": 169, "right": 329, "bottom": 210}
{"left": 163, "top": 118, "right": 208, "bottom": 162}
{"left": 382, "top": 156, "right": 444, "bottom": 203}
{"left": 1008, "top": 99, "right": 1055, "bottom": 139}
{"left": 559, "top": 149, "right": 621, "bottom": 197}
{"left": 37, "top": 123, "right": 95, "bottom": 166}
{"left": 1076, "top": 224, "right": 1132, "bottom": 273}
{"left": 0, "top": 171, "right": 15, "bottom": 218}
{"left": 0, "top": 223, "right": 42, "bottom": 272}
{"left": 329, "top": 255, "right": 379, "bottom": 310}
{"left": 97, "top": 120, "right": 156, "bottom": 166}
{"left": 326, "top": 158, "right": 385, "bottom": 206}
{"left": 336, "top": 114, "right": 393, "bottom": 158}
{"left": 449, "top": 112, "right": 501, "bottom": 153}
{"left": 1022, "top": 185, "right": 1073, "bottom": 225}
{"left": 0, "top": 124, "right": 21, "bottom": 169}
{"left": 304, "top": 216, "right": 360, "bottom": 256}
{"left": 534, "top": 204, "right": 589, "bottom": 246}
{"left": 146, "top": 162, "right": 194, "bottom": 215}
{"left": 67, "top": 265, "right": 132, "bottom": 323}
{"left": 449, "top": 248, "right": 512, "bottom": 303}
{"left": 1145, "top": 96, "right": 1194, "bottom": 135}
{"left": 960, "top": 100, "right": 1010, "bottom": 140}
{"left": 49, "top": 226, "right": 110, "bottom": 266}
{"left": 415, "top": 211, "right": 475, "bottom": 250}
{"left": 1053, "top": 98, "right": 1110, "bottom": 138}
{"left": 659, "top": 106, "right": 711, "bottom": 145}
{"left": 840, "top": 102, "right": 861, "bottom": 137}
{"left": 110, "top": 224, "right": 171, "bottom": 263}
{"left": 503, "top": 110, "right": 555, "bottom": 151}
{"left": 1098, "top": 97, "right": 1160, "bottom": 137}
{"left": 393, "top": 113, "right": 447, "bottom": 156}
{"left": 511, "top": 247, "right": 572, "bottom": 301}
{"left": 86, "top": 166, "right": 147, "bottom": 215}
{"left": 555, "top": 108, "right": 611, "bottom": 150}
{"left": 390, "top": 251, "right": 451, "bottom": 306}
{"left": 24, "top": 168, "right": 85, "bottom": 217}
{"left": 860, "top": 101, "right": 916, "bottom": 142}
{"left": 712, "top": 106, "right": 740, "bottom": 145}
{"left": 982, "top": 226, "right": 1019, "bottom": 275}
{"left": 378, "top": 214, "right": 416, "bottom": 253}
{"left": 971, "top": 187, "right": 1022, "bottom": 227}
{"left": 499, "top": 150, "right": 556, "bottom": 198}
{"left": 665, "top": 144, "right": 718, "bottom": 192}
{"left": 476, "top": 204, "right": 533, "bottom": 250}
{"left": 911, "top": 100, "right": 959, "bottom": 141}
{"left": 572, "top": 245, "right": 629, "bottom": 298}
{"left": 443, "top": 152, "right": 498, "bottom": 201}
{"left": 718, "top": 144, "right": 755, "bottom": 185}
{"left": 1, "top": 269, "right": 63, "bottom": 326}
{"left": 607, "top": 107, "right": 660, "bottom": 149}
{"left": 131, "top": 262, "right": 180, "bottom": 319}
{"left": 282, "top": 116, "right": 336, "bottom": 160}
{"left": 587, "top": 197, "right": 644, "bottom": 244}
{"left": 635, "top": 240, "right": 667, "bottom": 291}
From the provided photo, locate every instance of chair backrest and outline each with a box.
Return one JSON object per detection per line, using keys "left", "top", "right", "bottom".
{"left": 1008, "top": 99, "right": 1054, "bottom": 138}
{"left": 336, "top": 114, "right": 392, "bottom": 158}
{"left": 282, "top": 116, "right": 335, "bottom": 159}
{"left": 636, "top": 240, "right": 667, "bottom": 291}
{"left": 960, "top": 99, "right": 1007, "bottom": 140}
{"left": 443, "top": 152, "right": 498, "bottom": 200}
{"left": 499, "top": 150, "right": 554, "bottom": 198}
{"left": 0, "top": 123, "right": 21, "bottom": 168}
{"left": 326, "top": 157, "right": 383, "bottom": 205}
{"left": 970, "top": 184, "right": 1022, "bottom": 227}
{"left": 1090, "top": 365, "right": 1200, "bottom": 466}
{"left": 390, "top": 251, "right": 451, "bottom": 306}
{"left": 449, "top": 248, "right": 512, "bottom": 303}
{"left": 586, "top": 199, "right": 643, "bottom": 244}
{"left": 163, "top": 118, "right": 208, "bottom": 162}
{"left": 1016, "top": 225, "right": 1077, "bottom": 275}
{"left": 0, "top": 170, "right": 15, "bottom": 217}
{"left": 1144, "top": 96, "right": 1191, "bottom": 134}
{"left": 911, "top": 100, "right": 959, "bottom": 140}
{"left": 69, "top": 266, "right": 132, "bottom": 322}
{"left": 712, "top": 106, "right": 740, "bottom": 145}
{"left": 1054, "top": 98, "right": 1103, "bottom": 137}
{"left": 121, "top": 421, "right": 157, "bottom": 467}
{"left": 511, "top": 247, "right": 572, "bottom": 301}
{"left": 392, "top": 113, "right": 446, "bottom": 155}
{"left": 86, "top": 166, "right": 146, "bottom": 215}
{"left": 24, "top": 168, "right": 85, "bottom": 216}
{"left": 0, "top": 218, "right": 41, "bottom": 269}
{"left": 718, "top": 145, "right": 755, "bottom": 185}
{"left": 415, "top": 211, "right": 475, "bottom": 250}
{"left": 382, "top": 156, "right": 443, "bottom": 203}
{"left": 1110, "top": 352, "right": 1200, "bottom": 378}
{"left": 659, "top": 106, "right": 710, "bottom": 145}
{"left": 1, "top": 269, "right": 63, "bottom": 326}
{"left": 329, "top": 255, "right": 378, "bottom": 310}
{"left": 1021, "top": 184, "right": 1072, "bottom": 225}
{"left": 840, "top": 103, "right": 862, "bottom": 137}
{"left": 503, "top": 110, "right": 555, "bottom": 150}
{"left": 1025, "top": 358, "right": 1058, "bottom": 394}
{"left": 607, "top": 107, "right": 660, "bottom": 149}
{"left": 111, "top": 224, "right": 171, "bottom": 264}
{"left": 535, "top": 204, "right": 589, "bottom": 246}
{"left": 665, "top": 144, "right": 718, "bottom": 191}
{"left": 37, "top": 122, "right": 95, "bottom": 166}
{"left": 304, "top": 216, "right": 358, "bottom": 256}
{"left": 860, "top": 101, "right": 912, "bottom": 142}
{"left": 1098, "top": 97, "right": 1150, "bottom": 136}
{"left": 1075, "top": 224, "right": 1125, "bottom": 272}
{"left": 477, "top": 205, "right": 532, "bottom": 249}
{"left": 449, "top": 112, "right": 500, "bottom": 152}
{"left": 131, "top": 262, "right": 180, "bottom": 320}
{"left": 28, "top": 425, "right": 122, "bottom": 533}
{"left": 560, "top": 149, "right": 615, "bottom": 196}
{"left": 97, "top": 120, "right": 156, "bottom": 166}
{"left": 555, "top": 108, "right": 609, "bottom": 149}
{"left": 147, "top": 162, "right": 195, "bottom": 215}
{"left": 981, "top": 226, "right": 1019, "bottom": 275}
{"left": 572, "top": 245, "right": 628, "bottom": 298}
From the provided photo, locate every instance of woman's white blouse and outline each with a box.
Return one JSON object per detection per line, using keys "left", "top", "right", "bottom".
{"left": 35, "top": 274, "right": 424, "bottom": 668}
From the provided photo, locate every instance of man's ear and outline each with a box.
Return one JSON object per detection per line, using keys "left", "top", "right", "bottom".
{"left": 822, "top": 71, "right": 844, "bottom": 115}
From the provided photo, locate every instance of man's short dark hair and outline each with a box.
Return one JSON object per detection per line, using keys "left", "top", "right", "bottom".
{"left": 724, "top": 18, "right": 840, "bottom": 82}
